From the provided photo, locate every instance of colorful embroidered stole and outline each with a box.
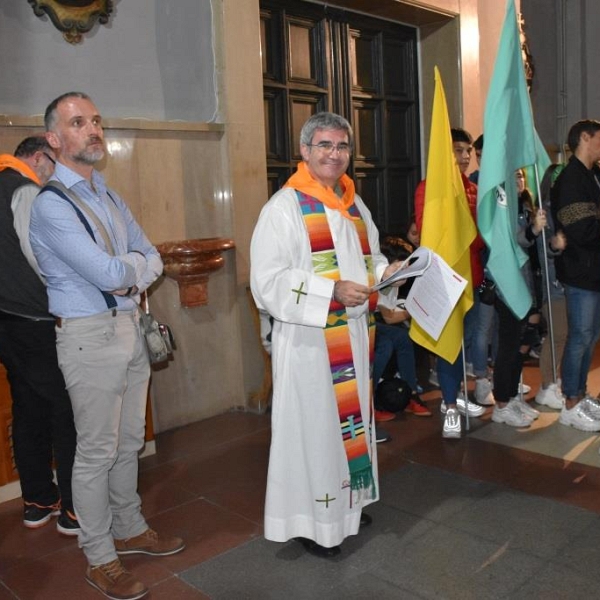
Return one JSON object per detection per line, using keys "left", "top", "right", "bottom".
{"left": 296, "top": 190, "right": 377, "bottom": 492}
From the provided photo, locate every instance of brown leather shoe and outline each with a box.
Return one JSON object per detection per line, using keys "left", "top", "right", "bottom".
{"left": 86, "top": 559, "right": 148, "bottom": 600}
{"left": 114, "top": 528, "right": 185, "bottom": 556}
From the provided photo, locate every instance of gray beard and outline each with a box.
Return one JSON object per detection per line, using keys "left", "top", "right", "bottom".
{"left": 74, "top": 148, "right": 105, "bottom": 165}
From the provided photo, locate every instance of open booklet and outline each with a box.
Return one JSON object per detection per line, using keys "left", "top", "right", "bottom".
{"left": 371, "top": 246, "right": 432, "bottom": 292}
{"left": 372, "top": 245, "right": 469, "bottom": 341}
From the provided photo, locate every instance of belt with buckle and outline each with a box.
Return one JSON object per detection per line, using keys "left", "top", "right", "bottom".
{"left": 55, "top": 308, "right": 117, "bottom": 328}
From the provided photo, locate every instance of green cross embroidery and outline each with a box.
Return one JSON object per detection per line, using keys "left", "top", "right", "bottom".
{"left": 316, "top": 493, "right": 336, "bottom": 508}
{"left": 292, "top": 281, "right": 308, "bottom": 304}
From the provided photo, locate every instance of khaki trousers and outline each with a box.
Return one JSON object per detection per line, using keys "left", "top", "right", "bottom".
{"left": 56, "top": 310, "right": 150, "bottom": 566}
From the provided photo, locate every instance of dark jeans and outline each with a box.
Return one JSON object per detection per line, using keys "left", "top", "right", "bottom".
{"left": 493, "top": 297, "right": 527, "bottom": 403}
{"left": 373, "top": 322, "right": 418, "bottom": 391}
{"left": 0, "top": 316, "right": 76, "bottom": 509}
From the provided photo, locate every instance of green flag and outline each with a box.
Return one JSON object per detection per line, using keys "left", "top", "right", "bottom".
{"left": 524, "top": 131, "right": 552, "bottom": 206}
{"left": 477, "top": 0, "right": 546, "bottom": 319}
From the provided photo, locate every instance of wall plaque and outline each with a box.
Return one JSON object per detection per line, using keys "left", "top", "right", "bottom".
{"left": 28, "top": 0, "right": 113, "bottom": 44}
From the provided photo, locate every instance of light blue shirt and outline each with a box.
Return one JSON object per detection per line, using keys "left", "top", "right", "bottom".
{"left": 30, "top": 162, "right": 163, "bottom": 318}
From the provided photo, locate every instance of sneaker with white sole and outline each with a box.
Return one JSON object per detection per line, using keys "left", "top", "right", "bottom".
{"left": 535, "top": 383, "right": 564, "bottom": 410}
{"left": 375, "top": 426, "right": 391, "bottom": 443}
{"left": 440, "top": 393, "right": 486, "bottom": 417}
{"left": 492, "top": 400, "right": 533, "bottom": 427}
{"left": 581, "top": 395, "right": 600, "bottom": 419}
{"left": 442, "top": 407, "right": 461, "bottom": 439}
{"left": 558, "top": 400, "right": 600, "bottom": 432}
{"left": 475, "top": 378, "right": 495, "bottom": 406}
{"left": 57, "top": 509, "right": 81, "bottom": 536}
{"left": 511, "top": 396, "right": 539, "bottom": 420}
{"left": 518, "top": 382, "right": 531, "bottom": 395}
{"left": 23, "top": 501, "right": 61, "bottom": 529}
{"left": 465, "top": 362, "right": 475, "bottom": 378}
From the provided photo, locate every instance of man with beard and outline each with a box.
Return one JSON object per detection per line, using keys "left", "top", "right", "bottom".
{"left": 30, "top": 92, "right": 184, "bottom": 600}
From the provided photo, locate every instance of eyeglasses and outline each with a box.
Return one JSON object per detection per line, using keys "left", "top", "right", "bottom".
{"left": 306, "top": 141, "right": 352, "bottom": 154}
{"left": 43, "top": 152, "right": 56, "bottom": 165}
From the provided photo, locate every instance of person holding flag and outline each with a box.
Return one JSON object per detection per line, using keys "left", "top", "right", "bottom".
{"left": 477, "top": 0, "right": 552, "bottom": 427}
{"left": 412, "top": 68, "right": 486, "bottom": 439}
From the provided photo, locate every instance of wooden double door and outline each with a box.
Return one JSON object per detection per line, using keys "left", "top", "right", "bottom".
{"left": 261, "top": 0, "right": 421, "bottom": 234}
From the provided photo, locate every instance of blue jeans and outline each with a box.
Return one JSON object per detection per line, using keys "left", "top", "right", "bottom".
{"left": 439, "top": 302, "right": 479, "bottom": 404}
{"left": 561, "top": 285, "right": 600, "bottom": 398}
{"left": 438, "top": 352, "right": 464, "bottom": 405}
{"left": 373, "top": 322, "right": 418, "bottom": 392}
{"left": 464, "top": 292, "right": 495, "bottom": 378}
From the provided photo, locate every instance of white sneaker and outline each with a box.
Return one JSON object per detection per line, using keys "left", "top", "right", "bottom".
{"left": 465, "top": 362, "right": 475, "bottom": 378}
{"left": 492, "top": 401, "right": 533, "bottom": 427}
{"left": 440, "top": 394, "right": 486, "bottom": 417}
{"left": 428, "top": 370, "right": 439, "bottom": 387}
{"left": 535, "top": 383, "right": 564, "bottom": 410}
{"left": 558, "top": 400, "right": 600, "bottom": 432}
{"left": 581, "top": 395, "right": 600, "bottom": 419}
{"left": 442, "top": 407, "right": 461, "bottom": 439}
{"left": 475, "top": 378, "right": 495, "bottom": 406}
{"left": 518, "top": 382, "right": 531, "bottom": 395}
{"left": 510, "top": 396, "right": 539, "bottom": 420}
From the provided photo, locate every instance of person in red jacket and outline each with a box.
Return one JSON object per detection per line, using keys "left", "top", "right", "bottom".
{"left": 413, "top": 128, "right": 487, "bottom": 438}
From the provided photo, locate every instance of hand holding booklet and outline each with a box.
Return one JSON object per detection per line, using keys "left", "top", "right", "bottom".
{"left": 373, "top": 245, "right": 469, "bottom": 341}
{"left": 371, "top": 246, "right": 432, "bottom": 292}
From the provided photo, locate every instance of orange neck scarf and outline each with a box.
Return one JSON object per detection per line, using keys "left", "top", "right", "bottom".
{"left": 284, "top": 161, "right": 357, "bottom": 220}
{"left": 0, "top": 155, "right": 40, "bottom": 185}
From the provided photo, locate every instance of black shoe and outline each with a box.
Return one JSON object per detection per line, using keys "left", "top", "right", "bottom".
{"left": 23, "top": 501, "right": 61, "bottom": 529}
{"left": 376, "top": 426, "right": 391, "bottom": 443}
{"left": 360, "top": 512, "right": 373, "bottom": 528}
{"left": 295, "top": 537, "right": 341, "bottom": 558}
{"left": 57, "top": 509, "right": 81, "bottom": 536}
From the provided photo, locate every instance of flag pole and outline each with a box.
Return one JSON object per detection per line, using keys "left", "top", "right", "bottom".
{"left": 461, "top": 341, "right": 470, "bottom": 431}
{"left": 533, "top": 162, "right": 558, "bottom": 384}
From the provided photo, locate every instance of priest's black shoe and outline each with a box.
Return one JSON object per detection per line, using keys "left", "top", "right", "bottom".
{"left": 295, "top": 537, "right": 341, "bottom": 558}
{"left": 360, "top": 512, "right": 373, "bottom": 528}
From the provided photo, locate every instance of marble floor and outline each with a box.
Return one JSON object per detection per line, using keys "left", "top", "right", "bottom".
{"left": 2, "top": 353, "right": 600, "bottom": 599}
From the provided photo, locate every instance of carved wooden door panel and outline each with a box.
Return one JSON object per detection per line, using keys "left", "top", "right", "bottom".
{"left": 348, "top": 16, "right": 421, "bottom": 234}
{"left": 261, "top": 0, "right": 330, "bottom": 198}
{"left": 260, "top": 0, "right": 420, "bottom": 234}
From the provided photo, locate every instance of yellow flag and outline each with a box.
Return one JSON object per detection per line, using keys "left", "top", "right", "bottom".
{"left": 409, "top": 67, "right": 477, "bottom": 363}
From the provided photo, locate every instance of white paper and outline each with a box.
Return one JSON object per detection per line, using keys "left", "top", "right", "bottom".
{"left": 404, "top": 253, "right": 468, "bottom": 340}
{"left": 371, "top": 246, "right": 432, "bottom": 292}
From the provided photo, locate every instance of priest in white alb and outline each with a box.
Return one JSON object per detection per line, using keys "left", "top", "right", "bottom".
{"left": 250, "top": 112, "right": 400, "bottom": 558}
